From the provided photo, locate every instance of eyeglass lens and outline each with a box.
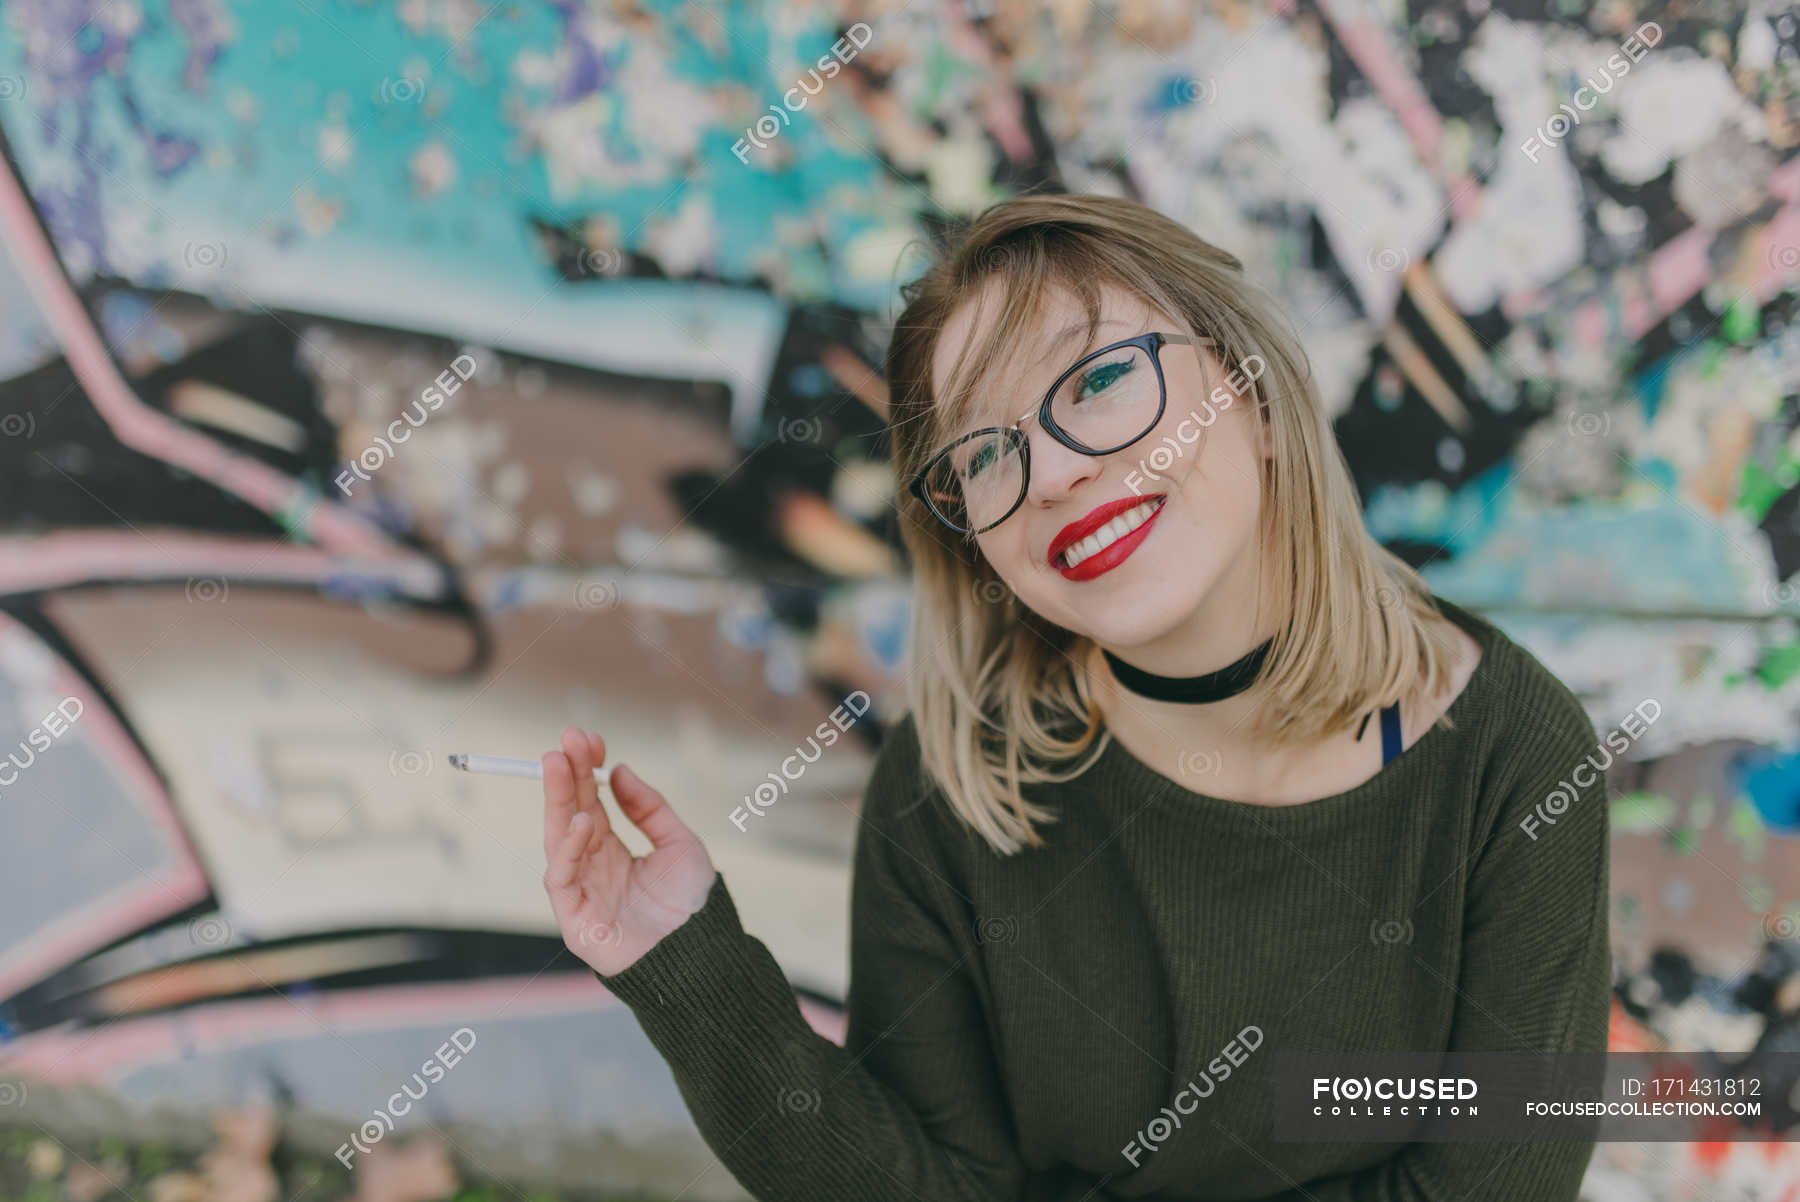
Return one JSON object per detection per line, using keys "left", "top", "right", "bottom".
{"left": 923, "top": 342, "right": 1161, "bottom": 532}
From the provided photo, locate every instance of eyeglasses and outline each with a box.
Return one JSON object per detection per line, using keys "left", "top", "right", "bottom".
{"left": 910, "top": 331, "right": 1208, "bottom": 535}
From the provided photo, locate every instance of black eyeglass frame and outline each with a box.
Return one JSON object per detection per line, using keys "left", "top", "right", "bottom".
{"left": 909, "top": 330, "right": 1209, "bottom": 535}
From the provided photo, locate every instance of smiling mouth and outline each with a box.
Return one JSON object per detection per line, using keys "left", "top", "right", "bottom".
{"left": 1056, "top": 495, "right": 1166, "bottom": 569}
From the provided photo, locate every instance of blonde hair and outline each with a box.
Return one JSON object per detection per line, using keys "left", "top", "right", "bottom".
{"left": 883, "top": 192, "right": 1464, "bottom": 857}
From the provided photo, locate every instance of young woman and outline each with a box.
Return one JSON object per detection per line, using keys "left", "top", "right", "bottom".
{"left": 539, "top": 193, "right": 1612, "bottom": 1201}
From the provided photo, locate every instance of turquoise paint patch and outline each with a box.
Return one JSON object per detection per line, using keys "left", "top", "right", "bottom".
{"left": 0, "top": 0, "right": 906, "bottom": 319}
{"left": 1633, "top": 457, "right": 1678, "bottom": 492}
{"left": 1152, "top": 73, "right": 1202, "bottom": 113}
{"left": 1363, "top": 460, "right": 1511, "bottom": 552}
{"left": 1739, "top": 748, "right": 1800, "bottom": 834}
{"left": 1412, "top": 498, "right": 1749, "bottom": 611}
{"left": 1633, "top": 352, "right": 1673, "bottom": 424}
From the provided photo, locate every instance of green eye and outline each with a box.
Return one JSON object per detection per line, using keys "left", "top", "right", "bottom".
{"left": 1077, "top": 358, "right": 1133, "bottom": 400}
{"left": 966, "top": 442, "right": 995, "bottom": 477}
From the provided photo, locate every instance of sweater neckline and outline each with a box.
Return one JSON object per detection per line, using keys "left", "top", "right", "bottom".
{"left": 1092, "top": 595, "right": 1503, "bottom": 818}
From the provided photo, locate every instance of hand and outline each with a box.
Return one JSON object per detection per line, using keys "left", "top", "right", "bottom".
{"left": 541, "top": 727, "right": 718, "bottom": 977}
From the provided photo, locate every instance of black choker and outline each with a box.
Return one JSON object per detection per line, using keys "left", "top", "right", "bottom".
{"left": 1102, "top": 638, "right": 1274, "bottom": 704}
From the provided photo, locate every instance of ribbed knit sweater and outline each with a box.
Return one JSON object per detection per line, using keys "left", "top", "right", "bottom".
{"left": 595, "top": 596, "right": 1613, "bottom": 1201}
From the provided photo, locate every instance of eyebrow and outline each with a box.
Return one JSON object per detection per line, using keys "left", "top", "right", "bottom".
{"left": 950, "top": 318, "right": 1134, "bottom": 430}
{"left": 1047, "top": 317, "right": 1129, "bottom": 344}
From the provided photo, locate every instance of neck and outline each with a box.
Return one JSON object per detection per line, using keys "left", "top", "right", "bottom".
{"left": 1101, "top": 637, "right": 1271, "bottom": 703}
{"left": 1090, "top": 629, "right": 1275, "bottom": 741}
{"left": 1088, "top": 573, "right": 1286, "bottom": 752}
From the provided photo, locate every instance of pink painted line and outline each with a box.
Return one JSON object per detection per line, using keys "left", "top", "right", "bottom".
{"left": 184, "top": 972, "right": 620, "bottom": 1048}
{"left": 0, "top": 612, "right": 212, "bottom": 1001}
{"left": 1646, "top": 224, "right": 1714, "bottom": 317}
{"left": 1566, "top": 225, "right": 1713, "bottom": 347}
{"left": 943, "top": 17, "right": 1031, "bottom": 164}
{"left": 0, "top": 874, "right": 211, "bottom": 1008}
{"left": 0, "top": 531, "right": 441, "bottom": 599}
{"left": 1316, "top": 0, "right": 1440, "bottom": 166}
{"left": 0, "top": 157, "right": 397, "bottom": 558}
{"left": 1314, "top": 0, "right": 1481, "bottom": 223}
{"left": 4, "top": 971, "right": 847, "bottom": 1083}
{"left": 1522, "top": 159, "right": 1800, "bottom": 346}
{"left": 982, "top": 91, "right": 1034, "bottom": 164}
{"left": 1769, "top": 155, "right": 1800, "bottom": 205}
{"left": 4, "top": 975, "right": 613, "bottom": 1082}
{"left": 1501, "top": 285, "right": 1550, "bottom": 323}
{"left": 1754, "top": 205, "right": 1800, "bottom": 303}
{"left": 1445, "top": 173, "right": 1481, "bottom": 224}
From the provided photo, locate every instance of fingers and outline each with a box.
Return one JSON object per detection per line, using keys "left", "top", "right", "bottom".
{"left": 541, "top": 751, "right": 577, "bottom": 864}
{"left": 561, "top": 726, "right": 603, "bottom": 818}
{"left": 609, "top": 762, "right": 692, "bottom": 849}
{"left": 543, "top": 809, "right": 592, "bottom": 926}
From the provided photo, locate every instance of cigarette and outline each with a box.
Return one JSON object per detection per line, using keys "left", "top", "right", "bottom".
{"left": 447, "top": 754, "right": 607, "bottom": 781}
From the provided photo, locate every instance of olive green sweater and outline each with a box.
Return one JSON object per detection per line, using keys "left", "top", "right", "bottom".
{"left": 596, "top": 597, "right": 1613, "bottom": 1200}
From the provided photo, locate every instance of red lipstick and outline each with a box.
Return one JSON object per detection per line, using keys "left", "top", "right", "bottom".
{"left": 1047, "top": 494, "right": 1167, "bottom": 582}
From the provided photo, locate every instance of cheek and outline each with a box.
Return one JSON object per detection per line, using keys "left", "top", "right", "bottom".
{"left": 1164, "top": 412, "right": 1262, "bottom": 500}
{"left": 976, "top": 529, "right": 1076, "bottom": 618}
{"left": 1141, "top": 389, "right": 1230, "bottom": 478}
{"left": 974, "top": 527, "right": 1036, "bottom": 585}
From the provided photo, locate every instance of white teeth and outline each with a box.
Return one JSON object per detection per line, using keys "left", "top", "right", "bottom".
{"left": 1059, "top": 496, "right": 1165, "bottom": 568}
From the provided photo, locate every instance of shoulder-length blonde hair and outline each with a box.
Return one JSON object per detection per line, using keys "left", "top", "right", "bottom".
{"left": 883, "top": 191, "right": 1464, "bottom": 857}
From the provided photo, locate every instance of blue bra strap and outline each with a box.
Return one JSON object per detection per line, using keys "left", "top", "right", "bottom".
{"left": 1379, "top": 702, "right": 1402, "bottom": 765}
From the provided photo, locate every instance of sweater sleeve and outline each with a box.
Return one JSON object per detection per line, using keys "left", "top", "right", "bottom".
{"left": 591, "top": 719, "right": 1113, "bottom": 1202}
{"left": 1258, "top": 690, "right": 1614, "bottom": 1202}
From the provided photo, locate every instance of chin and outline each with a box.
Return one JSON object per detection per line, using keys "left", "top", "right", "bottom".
{"left": 1036, "top": 578, "right": 1210, "bottom": 652}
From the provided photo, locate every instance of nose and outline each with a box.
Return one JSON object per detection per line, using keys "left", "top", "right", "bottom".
{"left": 1023, "top": 423, "right": 1103, "bottom": 509}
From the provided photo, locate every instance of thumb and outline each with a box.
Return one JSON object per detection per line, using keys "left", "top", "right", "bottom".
{"left": 610, "top": 762, "right": 696, "bottom": 848}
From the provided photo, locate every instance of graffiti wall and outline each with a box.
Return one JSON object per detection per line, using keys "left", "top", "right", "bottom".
{"left": 0, "top": 0, "right": 1795, "bottom": 1199}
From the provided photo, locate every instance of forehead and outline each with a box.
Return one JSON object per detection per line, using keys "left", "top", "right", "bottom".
{"left": 928, "top": 280, "right": 1157, "bottom": 427}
